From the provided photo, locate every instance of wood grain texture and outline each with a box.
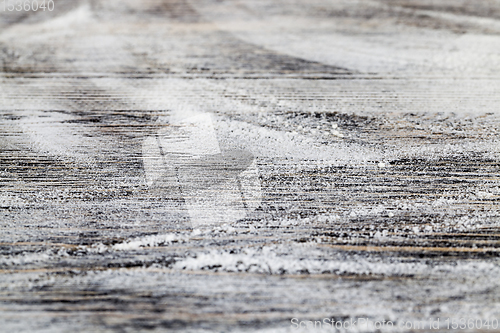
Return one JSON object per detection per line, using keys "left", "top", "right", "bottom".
{"left": 1, "top": 0, "right": 500, "bottom": 332}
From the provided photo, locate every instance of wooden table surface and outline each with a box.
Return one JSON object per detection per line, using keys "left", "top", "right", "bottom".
{"left": 1, "top": 0, "right": 500, "bottom": 332}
